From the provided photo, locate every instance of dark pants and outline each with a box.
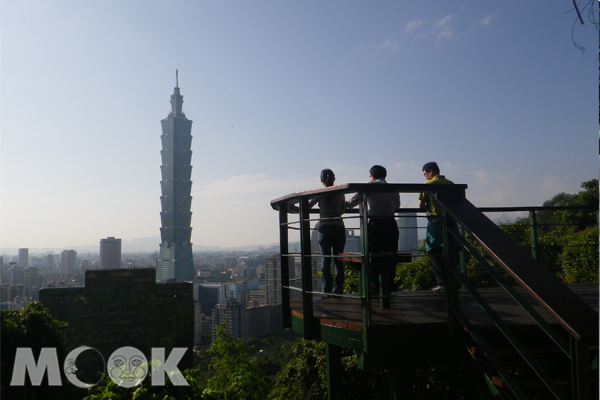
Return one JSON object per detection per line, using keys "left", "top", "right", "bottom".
{"left": 428, "top": 247, "right": 446, "bottom": 286}
{"left": 368, "top": 218, "right": 399, "bottom": 296}
{"left": 318, "top": 224, "right": 346, "bottom": 294}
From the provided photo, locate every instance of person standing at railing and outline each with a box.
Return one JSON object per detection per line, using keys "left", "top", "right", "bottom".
{"left": 418, "top": 161, "right": 456, "bottom": 293}
{"left": 309, "top": 169, "right": 347, "bottom": 297}
{"left": 346, "top": 165, "right": 400, "bottom": 298}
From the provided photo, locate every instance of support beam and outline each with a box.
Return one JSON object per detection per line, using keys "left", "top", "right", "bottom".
{"left": 326, "top": 343, "right": 342, "bottom": 400}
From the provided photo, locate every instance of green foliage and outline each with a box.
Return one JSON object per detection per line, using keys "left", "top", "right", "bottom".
{"left": 412, "top": 363, "right": 488, "bottom": 400}
{"left": 80, "top": 328, "right": 301, "bottom": 400}
{"left": 1, "top": 302, "right": 79, "bottom": 400}
{"left": 268, "top": 340, "right": 327, "bottom": 400}
{"left": 82, "top": 360, "right": 207, "bottom": 400}
{"left": 269, "top": 339, "right": 388, "bottom": 400}
{"left": 342, "top": 262, "right": 359, "bottom": 293}
{"left": 395, "top": 241, "right": 435, "bottom": 291}
{"left": 205, "top": 323, "right": 268, "bottom": 400}
{"left": 246, "top": 330, "right": 301, "bottom": 388}
{"left": 554, "top": 225, "right": 599, "bottom": 283}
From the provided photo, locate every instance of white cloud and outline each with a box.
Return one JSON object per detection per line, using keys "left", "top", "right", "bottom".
{"left": 379, "top": 40, "right": 400, "bottom": 51}
{"left": 405, "top": 19, "right": 424, "bottom": 32}
{"left": 437, "top": 30, "right": 454, "bottom": 41}
{"left": 191, "top": 174, "right": 316, "bottom": 247}
{"left": 478, "top": 14, "right": 494, "bottom": 26}
{"left": 434, "top": 15, "right": 452, "bottom": 28}
{"left": 469, "top": 169, "right": 491, "bottom": 185}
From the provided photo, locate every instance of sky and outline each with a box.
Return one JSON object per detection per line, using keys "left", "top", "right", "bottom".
{"left": 1, "top": 1, "right": 598, "bottom": 252}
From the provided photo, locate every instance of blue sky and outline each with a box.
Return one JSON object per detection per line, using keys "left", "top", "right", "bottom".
{"left": 1, "top": 1, "right": 598, "bottom": 250}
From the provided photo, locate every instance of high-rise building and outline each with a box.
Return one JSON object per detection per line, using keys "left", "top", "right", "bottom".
{"left": 197, "top": 283, "right": 222, "bottom": 315}
{"left": 265, "top": 254, "right": 296, "bottom": 305}
{"left": 212, "top": 297, "right": 246, "bottom": 340}
{"left": 40, "top": 268, "right": 193, "bottom": 370}
{"left": 246, "top": 302, "right": 282, "bottom": 339}
{"left": 265, "top": 255, "right": 281, "bottom": 305}
{"left": 18, "top": 248, "right": 28, "bottom": 267}
{"left": 46, "top": 254, "right": 54, "bottom": 268}
{"left": 60, "top": 250, "right": 77, "bottom": 273}
{"left": 99, "top": 237, "right": 122, "bottom": 269}
{"left": 156, "top": 71, "right": 194, "bottom": 282}
{"left": 397, "top": 213, "right": 418, "bottom": 252}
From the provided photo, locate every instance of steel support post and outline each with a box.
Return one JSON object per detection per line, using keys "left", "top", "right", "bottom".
{"left": 359, "top": 193, "right": 371, "bottom": 352}
{"left": 528, "top": 210, "right": 539, "bottom": 260}
{"left": 279, "top": 205, "right": 291, "bottom": 328}
{"left": 570, "top": 336, "right": 591, "bottom": 400}
{"left": 326, "top": 343, "right": 342, "bottom": 400}
{"left": 299, "top": 198, "right": 315, "bottom": 339}
{"left": 388, "top": 366, "right": 414, "bottom": 400}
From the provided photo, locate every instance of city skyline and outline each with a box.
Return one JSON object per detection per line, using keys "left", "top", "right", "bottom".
{"left": 1, "top": 1, "right": 597, "bottom": 250}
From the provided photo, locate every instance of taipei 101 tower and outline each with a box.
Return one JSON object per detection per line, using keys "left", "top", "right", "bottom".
{"left": 156, "top": 70, "right": 194, "bottom": 282}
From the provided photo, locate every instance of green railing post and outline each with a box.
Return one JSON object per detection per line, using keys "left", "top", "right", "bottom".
{"left": 388, "top": 366, "right": 415, "bottom": 400}
{"left": 528, "top": 210, "right": 539, "bottom": 260}
{"left": 279, "top": 204, "right": 291, "bottom": 329}
{"left": 570, "top": 336, "right": 591, "bottom": 400}
{"left": 458, "top": 226, "right": 466, "bottom": 290}
{"left": 359, "top": 192, "right": 371, "bottom": 353}
{"left": 442, "top": 208, "right": 461, "bottom": 347}
{"left": 299, "top": 198, "right": 315, "bottom": 339}
{"left": 326, "top": 343, "right": 342, "bottom": 400}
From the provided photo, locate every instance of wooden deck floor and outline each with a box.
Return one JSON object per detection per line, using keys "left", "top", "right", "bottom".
{"left": 289, "top": 283, "right": 598, "bottom": 331}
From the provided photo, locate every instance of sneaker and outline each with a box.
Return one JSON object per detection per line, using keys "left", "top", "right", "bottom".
{"left": 431, "top": 285, "right": 446, "bottom": 293}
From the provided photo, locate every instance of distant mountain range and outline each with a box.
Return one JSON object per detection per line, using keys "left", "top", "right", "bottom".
{"left": 0, "top": 236, "right": 281, "bottom": 255}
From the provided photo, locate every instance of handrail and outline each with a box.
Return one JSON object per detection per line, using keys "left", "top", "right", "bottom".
{"left": 439, "top": 197, "right": 598, "bottom": 343}
{"left": 270, "top": 183, "right": 468, "bottom": 209}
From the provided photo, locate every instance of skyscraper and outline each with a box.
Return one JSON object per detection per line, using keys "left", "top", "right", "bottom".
{"left": 156, "top": 71, "right": 195, "bottom": 282}
{"left": 99, "top": 237, "right": 122, "bottom": 269}
{"left": 18, "top": 248, "right": 28, "bottom": 267}
{"left": 60, "top": 250, "right": 77, "bottom": 273}
{"left": 397, "top": 213, "right": 418, "bottom": 252}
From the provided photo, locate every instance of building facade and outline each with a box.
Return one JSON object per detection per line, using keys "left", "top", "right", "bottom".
{"left": 212, "top": 297, "right": 247, "bottom": 341}
{"left": 397, "top": 213, "right": 419, "bottom": 252}
{"left": 60, "top": 250, "right": 77, "bottom": 274}
{"left": 99, "top": 237, "right": 122, "bottom": 269}
{"left": 40, "top": 268, "right": 193, "bottom": 370}
{"left": 156, "top": 71, "right": 195, "bottom": 282}
{"left": 18, "top": 248, "right": 28, "bottom": 267}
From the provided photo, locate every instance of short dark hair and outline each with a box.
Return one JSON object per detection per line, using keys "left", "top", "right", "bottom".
{"left": 369, "top": 165, "right": 387, "bottom": 180}
{"left": 320, "top": 169, "right": 335, "bottom": 187}
{"left": 422, "top": 162, "right": 440, "bottom": 175}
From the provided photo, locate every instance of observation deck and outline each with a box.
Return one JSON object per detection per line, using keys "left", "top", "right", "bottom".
{"left": 271, "top": 183, "right": 599, "bottom": 400}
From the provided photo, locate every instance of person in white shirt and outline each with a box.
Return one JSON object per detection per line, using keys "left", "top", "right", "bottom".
{"left": 347, "top": 165, "right": 400, "bottom": 299}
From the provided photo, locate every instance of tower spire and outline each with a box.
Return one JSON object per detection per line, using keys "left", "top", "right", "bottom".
{"left": 170, "top": 69, "right": 184, "bottom": 116}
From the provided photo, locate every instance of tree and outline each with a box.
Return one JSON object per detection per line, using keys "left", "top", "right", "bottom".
{"left": 566, "top": 0, "right": 598, "bottom": 53}
{"left": 81, "top": 362, "right": 206, "bottom": 400}
{"left": 269, "top": 339, "right": 389, "bottom": 400}
{"left": 1, "top": 302, "right": 80, "bottom": 400}
{"left": 205, "top": 323, "right": 268, "bottom": 400}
